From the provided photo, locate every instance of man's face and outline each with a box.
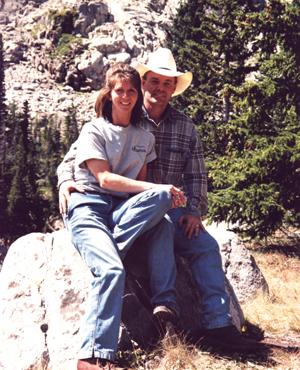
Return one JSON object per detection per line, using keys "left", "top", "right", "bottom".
{"left": 142, "top": 71, "right": 176, "bottom": 109}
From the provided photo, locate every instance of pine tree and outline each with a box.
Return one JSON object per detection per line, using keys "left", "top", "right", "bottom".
{"left": 7, "top": 101, "right": 44, "bottom": 235}
{"left": 168, "top": 0, "right": 299, "bottom": 237}
{"left": 47, "top": 123, "right": 62, "bottom": 216}
{"left": 61, "top": 104, "right": 79, "bottom": 153}
{"left": 208, "top": 0, "right": 300, "bottom": 237}
{"left": 0, "top": 33, "right": 6, "bottom": 167}
{"left": 0, "top": 33, "right": 7, "bottom": 232}
{"left": 38, "top": 116, "right": 63, "bottom": 219}
{"left": 167, "top": 0, "right": 261, "bottom": 158}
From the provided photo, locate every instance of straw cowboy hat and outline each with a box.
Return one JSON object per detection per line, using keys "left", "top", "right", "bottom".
{"left": 135, "top": 47, "right": 193, "bottom": 96}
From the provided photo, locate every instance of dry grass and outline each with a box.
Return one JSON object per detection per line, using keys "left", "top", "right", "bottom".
{"left": 144, "top": 231, "right": 300, "bottom": 370}
{"left": 242, "top": 250, "right": 300, "bottom": 335}
{"left": 148, "top": 335, "right": 200, "bottom": 370}
{"left": 146, "top": 335, "right": 274, "bottom": 370}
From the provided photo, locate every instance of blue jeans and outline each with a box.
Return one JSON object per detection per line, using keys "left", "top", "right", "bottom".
{"left": 167, "top": 208, "right": 232, "bottom": 329}
{"left": 67, "top": 189, "right": 177, "bottom": 360}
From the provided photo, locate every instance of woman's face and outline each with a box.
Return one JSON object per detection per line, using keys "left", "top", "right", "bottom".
{"left": 110, "top": 78, "right": 138, "bottom": 122}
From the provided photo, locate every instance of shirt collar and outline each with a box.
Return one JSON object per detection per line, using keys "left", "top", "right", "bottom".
{"left": 142, "top": 105, "right": 171, "bottom": 127}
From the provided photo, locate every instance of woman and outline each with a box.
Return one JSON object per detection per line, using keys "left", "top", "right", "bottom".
{"left": 67, "top": 63, "right": 185, "bottom": 370}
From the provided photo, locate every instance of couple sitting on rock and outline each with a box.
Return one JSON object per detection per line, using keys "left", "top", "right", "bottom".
{"left": 57, "top": 48, "right": 260, "bottom": 370}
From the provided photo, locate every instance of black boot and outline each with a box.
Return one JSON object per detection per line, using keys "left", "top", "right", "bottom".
{"left": 198, "top": 325, "right": 265, "bottom": 353}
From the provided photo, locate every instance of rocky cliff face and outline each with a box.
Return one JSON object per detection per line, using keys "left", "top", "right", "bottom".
{"left": 0, "top": 0, "right": 180, "bottom": 122}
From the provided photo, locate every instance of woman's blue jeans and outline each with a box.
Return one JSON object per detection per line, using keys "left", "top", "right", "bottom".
{"left": 67, "top": 189, "right": 177, "bottom": 361}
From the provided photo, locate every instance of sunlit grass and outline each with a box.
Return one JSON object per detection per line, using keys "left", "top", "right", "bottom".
{"left": 243, "top": 247, "right": 300, "bottom": 335}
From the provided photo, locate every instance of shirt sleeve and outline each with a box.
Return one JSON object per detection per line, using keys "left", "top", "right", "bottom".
{"left": 76, "top": 121, "right": 108, "bottom": 168}
{"left": 57, "top": 141, "right": 77, "bottom": 187}
{"left": 145, "top": 132, "right": 157, "bottom": 164}
{"left": 184, "top": 126, "right": 208, "bottom": 217}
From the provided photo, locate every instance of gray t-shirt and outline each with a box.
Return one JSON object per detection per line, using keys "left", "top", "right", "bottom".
{"left": 75, "top": 117, "right": 156, "bottom": 197}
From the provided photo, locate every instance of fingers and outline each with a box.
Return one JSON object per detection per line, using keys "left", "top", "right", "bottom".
{"left": 171, "top": 194, "right": 186, "bottom": 208}
{"left": 74, "top": 184, "right": 85, "bottom": 193}
{"left": 186, "top": 223, "right": 196, "bottom": 239}
{"left": 186, "top": 223, "right": 200, "bottom": 239}
{"left": 179, "top": 215, "right": 204, "bottom": 239}
{"left": 187, "top": 220, "right": 205, "bottom": 239}
{"left": 58, "top": 180, "right": 82, "bottom": 215}
{"left": 59, "top": 190, "right": 69, "bottom": 215}
{"left": 170, "top": 186, "right": 186, "bottom": 208}
{"left": 156, "top": 184, "right": 186, "bottom": 208}
{"left": 59, "top": 198, "right": 67, "bottom": 215}
{"left": 193, "top": 223, "right": 201, "bottom": 237}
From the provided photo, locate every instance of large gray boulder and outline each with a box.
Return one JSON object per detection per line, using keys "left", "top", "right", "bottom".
{"left": 0, "top": 225, "right": 268, "bottom": 370}
{"left": 206, "top": 223, "right": 269, "bottom": 303}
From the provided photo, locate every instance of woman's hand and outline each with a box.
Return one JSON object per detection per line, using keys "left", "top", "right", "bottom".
{"left": 59, "top": 180, "right": 85, "bottom": 214}
{"left": 155, "top": 184, "right": 186, "bottom": 208}
{"left": 170, "top": 186, "right": 186, "bottom": 208}
{"left": 86, "top": 159, "right": 187, "bottom": 206}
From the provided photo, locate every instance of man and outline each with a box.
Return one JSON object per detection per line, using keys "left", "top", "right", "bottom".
{"left": 57, "top": 48, "right": 260, "bottom": 352}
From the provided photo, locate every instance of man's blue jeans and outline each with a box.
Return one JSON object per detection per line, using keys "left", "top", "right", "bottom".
{"left": 167, "top": 207, "right": 232, "bottom": 330}
{"left": 67, "top": 189, "right": 177, "bottom": 361}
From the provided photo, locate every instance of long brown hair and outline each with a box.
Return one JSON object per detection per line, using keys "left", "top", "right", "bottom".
{"left": 94, "top": 62, "right": 143, "bottom": 125}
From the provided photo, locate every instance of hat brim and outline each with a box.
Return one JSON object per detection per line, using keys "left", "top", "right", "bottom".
{"left": 135, "top": 63, "right": 193, "bottom": 97}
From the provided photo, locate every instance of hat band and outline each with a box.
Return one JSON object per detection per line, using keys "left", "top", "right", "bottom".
{"left": 154, "top": 66, "right": 176, "bottom": 72}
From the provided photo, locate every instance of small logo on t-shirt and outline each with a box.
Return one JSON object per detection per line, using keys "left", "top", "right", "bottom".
{"left": 132, "top": 145, "right": 146, "bottom": 153}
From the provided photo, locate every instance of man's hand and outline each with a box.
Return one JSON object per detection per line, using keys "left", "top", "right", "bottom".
{"left": 178, "top": 214, "right": 205, "bottom": 239}
{"left": 59, "top": 180, "right": 85, "bottom": 215}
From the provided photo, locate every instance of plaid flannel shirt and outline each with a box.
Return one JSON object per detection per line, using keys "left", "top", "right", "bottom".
{"left": 57, "top": 105, "right": 208, "bottom": 217}
{"left": 140, "top": 105, "right": 208, "bottom": 217}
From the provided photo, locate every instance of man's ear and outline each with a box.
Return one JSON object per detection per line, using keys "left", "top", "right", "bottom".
{"left": 141, "top": 77, "right": 147, "bottom": 88}
{"left": 172, "top": 78, "right": 177, "bottom": 94}
{"left": 141, "top": 84, "right": 147, "bottom": 94}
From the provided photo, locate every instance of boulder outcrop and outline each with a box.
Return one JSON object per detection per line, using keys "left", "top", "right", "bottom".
{"left": 0, "top": 224, "right": 268, "bottom": 370}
